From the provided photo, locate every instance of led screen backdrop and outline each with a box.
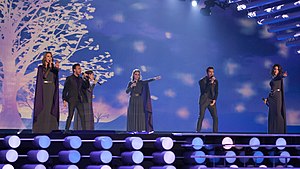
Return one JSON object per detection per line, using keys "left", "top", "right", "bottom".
{"left": 0, "top": 0, "right": 299, "bottom": 132}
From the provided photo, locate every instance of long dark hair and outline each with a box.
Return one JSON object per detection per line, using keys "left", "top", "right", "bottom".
{"left": 130, "top": 69, "right": 142, "bottom": 81}
{"left": 42, "top": 52, "right": 53, "bottom": 66}
{"left": 271, "top": 64, "right": 283, "bottom": 76}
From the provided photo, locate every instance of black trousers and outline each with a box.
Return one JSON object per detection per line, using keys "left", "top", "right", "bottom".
{"left": 65, "top": 100, "right": 86, "bottom": 131}
{"left": 197, "top": 99, "right": 218, "bottom": 132}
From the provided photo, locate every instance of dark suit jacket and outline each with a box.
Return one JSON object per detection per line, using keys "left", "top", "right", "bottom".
{"left": 62, "top": 74, "right": 89, "bottom": 103}
{"left": 199, "top": 76, "right": 218, "bottom": 105}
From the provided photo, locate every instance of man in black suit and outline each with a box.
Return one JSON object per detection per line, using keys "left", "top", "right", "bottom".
{"left": 63, "top": 63, "right": 89, "bottom": 132}
{"left": 196, "top": 66, "right": 218, "bottom": 133}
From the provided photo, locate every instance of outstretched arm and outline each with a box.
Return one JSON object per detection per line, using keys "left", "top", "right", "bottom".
{"left": 143, "top": 75, "right": 161, "bottom": 83}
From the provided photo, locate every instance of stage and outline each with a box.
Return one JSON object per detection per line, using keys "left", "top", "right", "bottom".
{"left": 0, "top": 130, "right": 300, "bottom": 169}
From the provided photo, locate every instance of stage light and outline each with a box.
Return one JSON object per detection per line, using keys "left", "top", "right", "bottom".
{"left": 121, "top": 151, "right": 144, "bottom": 164}
{"left": 249, "top": 137, "right": 260, "bottom": 150}
{"left": 63, "top": 136, "right": 82, "bottom": 149}
{"left": 188, "top": 137, "right": 204, "bottom": 150}
{"left": 191, "top": 0, "right": 198, "bottom": 7}
{"left": 27, "top": 150, "right": 49, "bottom": 163}
{"left": 4, "top": 136, "right": 20, "bottom": 149}
{"left": 184, "top": 151, "right": 206, "bottom": 164}
{"left": 222, "top": 137, "right": 233, "bottom": 150}
{"left": 252, "top": 151, "right": 264, "bottom": 164}
{"left": 125, "top": 137, "right": 143, "bottom": 150}
{"left": 94, "top": 136, "right": 113, "bottom": 150}
{"left": 0, "top": 164, "right": 14, "bottom": 169}
{"left": 225, "top": 151, "right": 236, "bottom": 163}
{"left": 90, "top": 151, "right": 112, "bottom": 164}
{"left": 155, "top": 137, "right": 174, "bottom": 150}
{"left": 33, "top": 135, "right": 51, "bottom": 149}
{"left": 275, "top": 138, "right": 286, "bottom": 150}
{"left": 153, "top": 151, "right": 175, "bottom": 164}
{"left": 0, "top": 150, "right": 18, "bottom": 163}
{"left": 58, "top": 150, "right": 81, "bottom": 163}
{"left": 279, "top": 151, "right": 290, "bottom": 164}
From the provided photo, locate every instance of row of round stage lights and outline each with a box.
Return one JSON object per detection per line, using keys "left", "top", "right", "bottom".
{"left": 0, "top": 135, "right": 177, "bottom": 169}
{"left": 182, "top": 136, "right": 298, "bottom": 168}
{"left": 0, "top": 135, "right": 50, "bottom": 169}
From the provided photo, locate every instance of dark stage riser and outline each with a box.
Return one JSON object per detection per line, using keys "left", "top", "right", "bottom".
{"left": 0, "top": 130, "right": 300, "bottom": 169}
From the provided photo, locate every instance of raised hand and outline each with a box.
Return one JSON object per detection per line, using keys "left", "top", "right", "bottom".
{"left": 131, "top": 82, "right": 137, "bottom": 88}
{"left": 154, "top": 75, "right": 161, "bottom": 80}
{"left": 55, "top": 60, "right": 60, "bottom": 69}
{"left": 283, "top": 71, "right": 288, "bottom": 77}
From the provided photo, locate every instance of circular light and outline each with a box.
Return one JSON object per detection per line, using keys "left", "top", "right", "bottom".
{"left": 222, "top": 137, "right": 233, "bottom": 150}
{"left": 249, "top": 137, "right": 260, "bottom": 150}
{"left": 64, "top": 136, "right": 82, "bottom": 149}
{"left": 34, "top": 135, "right": 51, "bottom": 149}
{"left": 58, "top": 150, "right": 81, "bottom": 164}
{"left": 0, "top": 149, "right": 18, "bottom": 162}
{"left": 121, "top": 151, "right": 144, "bottom": 164}
{"left": 0, "top": 164, "right": 14, "bottom": 169}
{"left": 90, "top": 151, "right": 112, "bottom": 164}
{"left": 155, "top": 137, "right": 173, "bottom": 150}
{"left": 153, "top": 151, "right": 175, "bottom": 164}
{"left": 125, "top": 137, "right": 143, "bottom": 150}
{"left": 191, "top": 0, "right": 198, "bottom": 7}
{"left": 5, "top": 135, "right": 21, "bottom": 148}
{"left": 27, "top": 150, "right": 49, "bottom": 163}
{"left": 225, "top": 151, "right": 236, "bottom": 163}
{"left": 194, "top": 151, "right": 206, "bottom": 164}
{"left": 259, "top": 165, "right": 267, "bottom": 168}
{"left": 192, "top": 137, "right": 204, "bottom": 150}
{"left": 276, "top": 138, "right": 286, "bottom": 150}
{"left": 279, "top": 151, "right": 290, "bottom": 163}
{"left": 253, "top": 151, "right": 264, "bottom": 164}
{"left": 94, "top": 136, "right": 113, "bottom": 150}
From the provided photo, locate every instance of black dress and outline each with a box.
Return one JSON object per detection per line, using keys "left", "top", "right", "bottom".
{"left": 126, "top": 79, "right": 154, "bottom": 132}
{"left": 267, "top": 75, "right": 286, "bottom": 134}
{"left": 33, "top": 66, "right": 59, "bottom": 133}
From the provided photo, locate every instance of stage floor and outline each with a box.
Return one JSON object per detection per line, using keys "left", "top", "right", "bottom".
{"left": 0, "top": 130, "right": 299, "bottom": 169}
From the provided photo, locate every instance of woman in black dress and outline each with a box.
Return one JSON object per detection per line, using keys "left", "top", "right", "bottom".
{"left": 126, "top": 69, "right": 161, "bottom": 133}
{"left": 264, "top": 64, "right": 287, "bottom": 134}
{"left": 33, "top": 52, "right": 60, "bottom": 133}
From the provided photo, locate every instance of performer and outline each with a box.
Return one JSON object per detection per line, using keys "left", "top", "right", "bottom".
{"left": 74, "top": 70, "right": 97, "bottom": 130}
{"left": 196, "top": 66, "right": 218, "bottom": 133}
{"left": 33, "top": 52, "right": 60, "bottom": 133}
{"left": 263, "top": 64, "right": 287, "bottom": 134}
{"left": 62, "top": 63, "right": 89, "bottom": 132}
{"left": 126, "top": 69, "right": 161, "bottom": 133}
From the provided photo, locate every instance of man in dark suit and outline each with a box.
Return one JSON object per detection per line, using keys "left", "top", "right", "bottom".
{"left": 196, "top": 66, "right": 218, "bottom": 133}
{"left": 63, "top": 63, "right": 89, "bottom": 132}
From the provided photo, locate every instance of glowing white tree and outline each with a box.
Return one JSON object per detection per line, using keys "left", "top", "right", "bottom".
{"left": 0, "top": 0, "right": 113, "bottom": 129}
